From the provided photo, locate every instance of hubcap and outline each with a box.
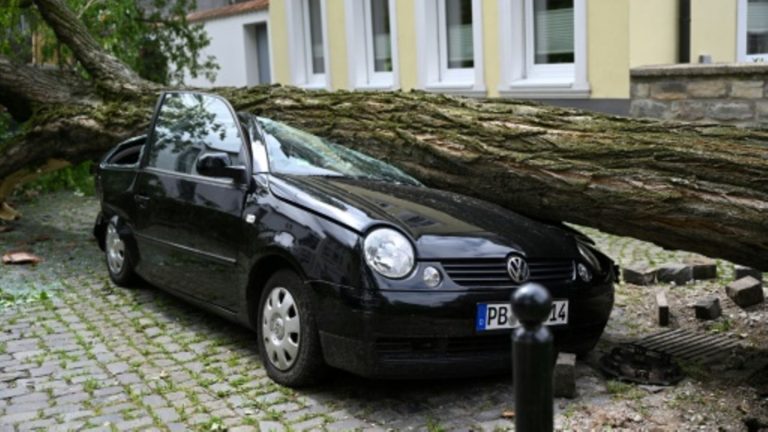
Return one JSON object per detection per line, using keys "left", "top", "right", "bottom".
{"left": 105, "top": 224, "right": 125, "bottom": 274}
{"left": 262, "top": 287, "right": 300, "bottom": 371}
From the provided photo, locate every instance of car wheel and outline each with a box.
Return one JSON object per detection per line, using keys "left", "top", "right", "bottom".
{"left": 258, "top": 269, "right": 325, "bottom": 387}
{"left": 104, "top": 216, "right": 139, "bottom": 287}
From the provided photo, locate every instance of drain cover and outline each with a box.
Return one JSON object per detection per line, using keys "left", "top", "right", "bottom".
{"left": 599, "top": 344, "right": 684, "bottom": 386}
{"left": 636, "top": 329, "right": 742, "bottom": 364}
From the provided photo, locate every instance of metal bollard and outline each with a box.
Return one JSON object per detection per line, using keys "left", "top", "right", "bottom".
{"left": 512, "top": 282, "right": 554, "bottom": 432}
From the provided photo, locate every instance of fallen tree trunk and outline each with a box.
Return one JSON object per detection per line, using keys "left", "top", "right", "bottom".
{"left": 1, "top": 0, "right": 767, "bottom": 271}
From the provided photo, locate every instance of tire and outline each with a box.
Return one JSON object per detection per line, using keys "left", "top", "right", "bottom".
{"left": 104, "top": 216, "right": 139, "bottom": 287}
{"left": 257, "top": 269, "right": 326, "bottom": 387}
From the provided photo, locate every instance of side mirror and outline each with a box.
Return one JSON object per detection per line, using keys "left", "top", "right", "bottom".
{"left": 197, "top": 152, "right": 248, "bottom": 183}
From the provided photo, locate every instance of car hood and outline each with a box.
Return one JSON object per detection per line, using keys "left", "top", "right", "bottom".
{"left": 267, "top": 174, "right": 577, "bottom": 259}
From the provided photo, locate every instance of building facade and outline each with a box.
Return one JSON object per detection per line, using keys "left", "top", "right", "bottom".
{"left": 187, "top": 0, "right": 768, "bottom": 114}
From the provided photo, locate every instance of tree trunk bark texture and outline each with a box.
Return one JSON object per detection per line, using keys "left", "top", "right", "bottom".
{"left": 0, "top": 0, "right": 766, "bottom": 271}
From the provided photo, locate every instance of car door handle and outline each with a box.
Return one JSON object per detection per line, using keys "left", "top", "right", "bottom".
{"left": 134, "top": 194, "right": 150, "bottom": 208}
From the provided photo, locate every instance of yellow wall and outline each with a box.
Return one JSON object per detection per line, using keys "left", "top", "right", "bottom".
{"left": 325, "top": 0, "right": 348, "bottom": 89}
{"left": 483, "top": 0, "right": 501, "bottom": 97}
{"left": 268, "top": 0, "right": 290, "bottom": 86}
{"left": 395, "top": 0, "right": 418, "bottom": 91}
{"left": 629, "top": 0, "right": 678, "bottom": 68}
{"left": 691, "top": 0, "right": 738, "bottom": 63}
{"left": 587, "top": 0, "right": 630, "bottom": 98}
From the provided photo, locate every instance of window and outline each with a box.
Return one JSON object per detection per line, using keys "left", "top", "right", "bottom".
{"left": 148, "top": 93, "right": 244, "bottom": 175}
{"left": 286, "top": 0, "right": 329, "bottom": 88}
{"left": 244, "top": 22, "right": 272, "bottom": 85}
{"left": 739, "top": 0, "right": 768, "bottom": 62}
{"left": 415, "top": 0, "right": 485, "bottom": 94}
{"left": 345, "top": 0, "right": 399, "bottom": 89}
{"left": 498, "top": 0, "right": 588, "bottom": 98}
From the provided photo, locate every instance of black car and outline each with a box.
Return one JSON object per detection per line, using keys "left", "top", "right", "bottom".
{"left": 94, "top": 91, "right": 615, "bottom": 386}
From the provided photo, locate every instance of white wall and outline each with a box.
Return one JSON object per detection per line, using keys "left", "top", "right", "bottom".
{"left": 185, "top": 9, "right": 271, "bottom": 87}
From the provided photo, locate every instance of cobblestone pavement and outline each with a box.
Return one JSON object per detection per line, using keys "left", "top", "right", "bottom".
{"left": 0, "top": 192, "right": 767, "bottom": 431}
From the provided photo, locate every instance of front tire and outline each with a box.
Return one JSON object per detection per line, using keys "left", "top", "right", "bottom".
{"left": 257, "top": 269, "right": 325, "bottom": 387}
{"left": 104, "top": 216, "right": 139, "bottom": 287}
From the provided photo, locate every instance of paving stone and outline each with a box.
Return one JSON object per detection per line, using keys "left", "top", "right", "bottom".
{"left": 656, "top": 264, "right": 694, "bottom": 285}
{"left": 106, "top": 362, "right": 131, "bottom": 375}
{"left": 229, "top": 426, "right": 258, "bottom": 432}
{"left": 291, "top": 416, "right": 326, "bottom": 431}
{"left": 553, "top": 353, "right": 576, "bottom": 399}
{"left": 0, "top": 386, "right": 32, "bottom": 399}
{"left": 154, "top": 407, "right": 179, "bottom": 423}
{"left": 694, "top": 296, "right": 722, "bottom": 320}
{"left": 258, "top": 421, "right": 286, "bottom": 432}
{"left": 18, "top": 418, "right": 57, "bottom": 431}
{"left": 726, "top": 276, "right": 765, "bottom": 308}
{"left": 735, "top": 265, "right": 763, "bottom": 281}
{"left": 622, "top": 265, "right": 656, "bottom": 285}
{"left": 115, "top": 416, "right": 153, "bottom": 431}
{"left": 0, "top": 410, "right": 38, "bottom": 424}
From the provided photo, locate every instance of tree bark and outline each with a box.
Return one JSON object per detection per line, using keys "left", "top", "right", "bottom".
{"left": 0, "top": 0, "right": 767, "bottom": 271}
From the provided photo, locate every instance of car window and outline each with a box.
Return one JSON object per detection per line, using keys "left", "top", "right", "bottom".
{"left": 258, "top": 118, "right": 422, "bottom": 186}
{"left": 147, "top": 93, "right": 245, "bottom": 175}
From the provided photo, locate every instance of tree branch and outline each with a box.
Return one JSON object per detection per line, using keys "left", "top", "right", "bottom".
{"left": 32, "top": 0, "right": 158, "bottom": 92}
{"left": 0, "top": 55, "right": 93, "bottom": 121}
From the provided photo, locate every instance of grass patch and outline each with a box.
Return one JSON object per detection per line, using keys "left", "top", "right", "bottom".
{"left": 605, "top": 380, "right": 645, "bottom": 400}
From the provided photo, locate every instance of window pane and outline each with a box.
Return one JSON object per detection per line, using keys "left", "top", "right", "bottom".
{"left": 371, "top": 0, "right": 392, "bottom": 72}
{"left": 149, "top": 94, "right": 243, "bottom": 175}
{"left": 748, "top": 0, "right": 768, "bottom": 55}
{"left": 308, "top": 0, "right": 325, "bottom": 74}
{"left": 445, "top": 0, "right": 473, "bottom": 69}
{"left": 534, "top": 0, "right": 574, "bottom": 64}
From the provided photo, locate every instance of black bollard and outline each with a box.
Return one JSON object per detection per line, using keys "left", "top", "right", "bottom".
{"left": 512, "top": 282, "right": 554, "bottom": 432}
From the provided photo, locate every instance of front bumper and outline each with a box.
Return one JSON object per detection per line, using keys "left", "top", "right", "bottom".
{"left": 312, "top": 281, "right": 614, "bottom": 379}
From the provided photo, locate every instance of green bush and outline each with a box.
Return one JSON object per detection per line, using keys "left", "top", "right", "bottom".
{"left": 15, "top": 161, "right": 96, "bottom": 197}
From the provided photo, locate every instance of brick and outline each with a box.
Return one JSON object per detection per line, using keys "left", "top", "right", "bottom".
{"left": 553, "top": 352, "right": 576, "bottom": 399}
{"left": 630, "top": 99, "right": 669, "bottom": 119}
{"left": 726, "top": 276, "right": 764, "bottom": 308}
{"left": 631, "top": 82, "right": 650, "bottom": 98}
{"left": 622, "top": 265, "right": 656, "bottom": 285}
{"left": 656, "top": 264, "right": 693, "bottom": 285}
{"left": 656, "top": 291, "right": 670, "bottom": 327}
{"left": 694, "top": 297, "right": 722, "bottom": 320}
{"left": 730, "top": 80, "right": 764, "bottom": 98}
{"left": 684, "top": 257, "right": 718, "bottom": 280}
{"left": 650, "top": 81, "right": 688, "bottom": 100}
{"left": 735, "top": 265, "right": 763, "bottom": 281}
{"left": 688, "top": 80, "right": 727, "bottom": 98}
{"left": 707, "top": 101, "right": 754, "bottom": 121}
{"left": 670, "top": 100, "right": 709, "bottom": 121}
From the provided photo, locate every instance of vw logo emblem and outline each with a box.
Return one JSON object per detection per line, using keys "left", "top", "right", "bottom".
{"left": 507, "top": 255, "right": 530, "bottom": 284}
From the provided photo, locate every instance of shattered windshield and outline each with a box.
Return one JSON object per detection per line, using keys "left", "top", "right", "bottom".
{"left": 257, "top": 118, "right": 422, "bottom": 186}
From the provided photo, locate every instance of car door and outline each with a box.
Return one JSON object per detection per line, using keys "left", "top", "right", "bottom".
{"left": 132, "top": 92, "right": 249, "bottom": 310}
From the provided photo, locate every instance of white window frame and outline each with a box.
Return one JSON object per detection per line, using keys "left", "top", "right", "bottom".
{"left": 737, "top": 0, "right": 768, "bottom": 62}
{"left": 286, "top": 0, "right": 331, "bottom": 89}
{"left": 415, "top": 0, "right": 485, "bottom": 95}
{"left": 498, "top": 0, "right": 589, "bottom": 98}
{"left": 345, "top": 0, "right": 399, "bottom": 90}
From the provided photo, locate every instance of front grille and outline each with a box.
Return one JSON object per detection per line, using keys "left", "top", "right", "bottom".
{"left": 440, "top": 258, "right": 575, "bottom": 288}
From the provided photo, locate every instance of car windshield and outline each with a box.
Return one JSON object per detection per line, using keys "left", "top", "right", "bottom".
{"left": 257, "top": 117, "right": 422, "bottom": 186}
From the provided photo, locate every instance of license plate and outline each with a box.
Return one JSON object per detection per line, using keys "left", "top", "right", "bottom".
{"left": 475, "top": 300, "right": 569, "bottom": 331}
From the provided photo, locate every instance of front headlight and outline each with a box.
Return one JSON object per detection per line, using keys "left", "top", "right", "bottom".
{"left": 577, "top": 242, "right": 603, "bottom": 274}
{"left": 363, "top": 228, "right": 415, "bottom": 279}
